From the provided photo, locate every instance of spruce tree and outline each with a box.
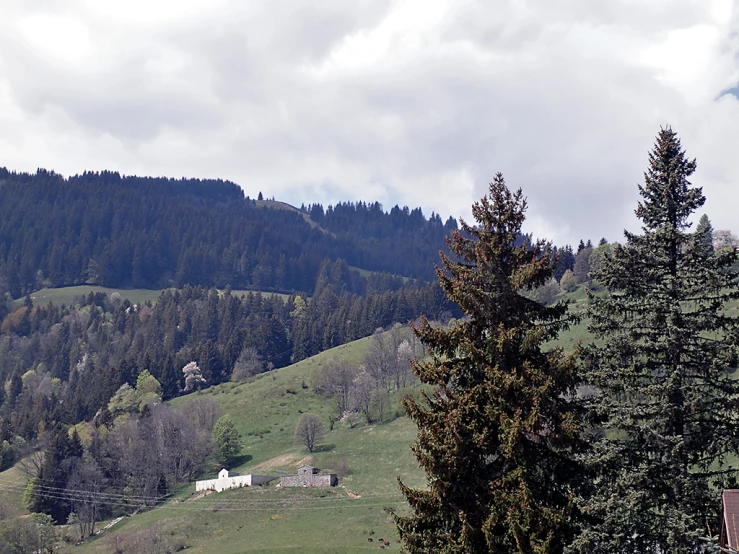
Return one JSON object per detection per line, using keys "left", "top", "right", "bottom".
{"left": 572, "top": 128, "right": 739, "bottom": 553}
{"left": 394, "top": 174, "right": 586, "bottom": 553}
{"left": 696, "top": 213, "right": 714, "bottom": 255}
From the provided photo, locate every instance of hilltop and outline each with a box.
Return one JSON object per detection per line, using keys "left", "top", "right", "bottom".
{"left": 0, "top": 168, "right": 456, "bottom": 299}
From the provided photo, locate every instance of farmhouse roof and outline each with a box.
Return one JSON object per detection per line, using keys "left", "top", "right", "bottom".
{"left": 723, "top": 489, "right": 739, "bottom": 549}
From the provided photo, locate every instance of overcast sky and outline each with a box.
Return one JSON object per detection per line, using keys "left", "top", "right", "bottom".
{"left": 1, "top": 0, "right": 737, "bottom": 245}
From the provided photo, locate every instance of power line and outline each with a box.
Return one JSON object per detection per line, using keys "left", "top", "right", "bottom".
{"left": 0, "top": 482, "right": 406, "bottom": 512}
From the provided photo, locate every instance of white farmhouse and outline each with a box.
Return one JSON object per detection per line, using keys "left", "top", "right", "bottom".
{"left": 196, "top": 468, "right": 276, "bottom": 493}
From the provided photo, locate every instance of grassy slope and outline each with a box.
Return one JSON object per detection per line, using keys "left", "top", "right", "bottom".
{"left": 348, "top": 266, "right": 411, "bottom": 284}
{"left": 16, "top": 286, "right": 167, "bottom": 308}
{"left": 13, "top": 286, "right": 289, "bottom": 308}
{"left": 68, "top": 337, "right": 423, "bottom": 553}
{"left": 0, "top": 465, "right": 29, "bottom": 518}
{"left": 254, "top": 199, "right": 325, "bottom": 232}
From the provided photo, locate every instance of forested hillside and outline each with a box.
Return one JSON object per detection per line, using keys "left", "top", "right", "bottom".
{"left": 0, "top": 277, "right": 453, "bottom": 450}
{"left": 0, "top": 168, "right": 456, "bottom": 298}
{"left": 0, "top": 166, "right": 464, "bottom": 489}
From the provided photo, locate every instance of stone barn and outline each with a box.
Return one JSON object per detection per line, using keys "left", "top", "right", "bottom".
{"left": 280, "top": 465, "right": 337, "bottom": 487}
{"left": 196, "top": 468, "right": 276, "bottom": 493}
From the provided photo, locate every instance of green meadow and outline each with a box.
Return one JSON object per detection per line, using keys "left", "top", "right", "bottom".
{"left": 12, "top": 286, "right": 290, "bottom": 309}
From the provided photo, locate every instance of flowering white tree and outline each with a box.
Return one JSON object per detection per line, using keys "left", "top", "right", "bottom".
{"left": 182, "top": 361, "right": 206, "bottom": 392}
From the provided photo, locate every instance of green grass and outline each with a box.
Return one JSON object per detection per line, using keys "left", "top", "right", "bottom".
{"left": 169, "top": 338, "right": 378, "bottom": 470}
{"left": 544, "top": 282, "right": 608, "bottom": 351}
{"left": 348, "top": 266, "right": 411, "bottom": 283}
{"left": 229, "top": 290, "right": 291, "bottom": 302}
{"left": 255, "top": 199, "right": 325, "bottom": 232}
{"left": 69, "top": 490, "right": 403, "bottom": 553}
{"left": 348, "top": 266, "right": 374, "bottom": 279}
{"left": 0, "top": 464, "right": 29, "bottom": 518}
{"left": 13, "top": 286, "right": 290, "bottom": 309}
{"left": 67, "top": 336, "right": 422, "bottom": 553}
{"left": 14, "top": 286, "right": 168, "bottom": 308}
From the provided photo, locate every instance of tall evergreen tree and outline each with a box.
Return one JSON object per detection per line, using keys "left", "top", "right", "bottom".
{"left": 696, "top": 213, "right": 714, "bottom": 255}
{"left": 25, "top": 426, "right": 83, "bottom": 523}
{"left": 572, "top": 245, "right": 592, "bottom": 284}
{"left": 394, "top": 174, "right": 586, "bottom": 553}
{"left": 572, "top": 128, "right": 739, "bottom": 553}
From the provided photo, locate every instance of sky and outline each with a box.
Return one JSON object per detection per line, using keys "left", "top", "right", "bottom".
{"left": 1, "top": 0, "right": 738, "bottom": 246}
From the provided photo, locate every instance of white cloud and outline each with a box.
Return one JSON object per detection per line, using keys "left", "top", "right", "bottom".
{"left": 0, "top": 0, "right": 737, "bottom": 245}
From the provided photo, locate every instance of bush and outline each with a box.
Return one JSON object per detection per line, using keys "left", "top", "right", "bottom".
{"left": 0, "top": 439, "right": 19, "bottom": 472}
{"left": 213, "top": 415, "right": 240, "bottom": 466}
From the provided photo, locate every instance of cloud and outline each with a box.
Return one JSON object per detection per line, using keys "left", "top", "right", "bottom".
{"left": 0, "top": 0, "right": 737, "bottom": 245}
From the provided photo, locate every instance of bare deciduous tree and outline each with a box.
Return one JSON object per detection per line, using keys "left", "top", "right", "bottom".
{"left": 324, "top": 358, "right": 357, "bottom": 413}
{"left": 364, "top": 329, "right": 395, "bottom": 392}
{"left": 183, "top": 396, "right": 222, "bottom": 432}
{"left": 295, "top": 414, "right": 325, "bottom": 453}
{"left": 106, "top": 418, "right": 162, "bottom": 504}
{"left": 393, "top": 338, "right": 416, "bottom": 389}
{"left": 350, "top": 370, "right": 376, "bottom": 423}
{"left": 0, "top": 512, "right": 56, "bottom": 554}
{"left": 18, "top": 449, "right": 45, "bottom": 480}
{"left": 370, "top": 389, "right": 388, "bottom": 423}
{"left": 152, "top": 404, "right": 212, "bottom": 483}
{"left": 231, "top": 346, "right": 264, "bottom": 382}
{"left": 68, "top": 460, "right": 105, "bottom": 538}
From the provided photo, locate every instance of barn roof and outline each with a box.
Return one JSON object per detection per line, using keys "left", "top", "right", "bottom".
{"left": 723, "top": 490, "right": 739, "bottom": 549}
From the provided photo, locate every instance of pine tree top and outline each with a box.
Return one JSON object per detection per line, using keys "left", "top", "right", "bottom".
{"left": 635, "top": 127, "right": 702, "bottom": 231}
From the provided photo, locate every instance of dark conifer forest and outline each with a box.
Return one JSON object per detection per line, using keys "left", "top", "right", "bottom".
{"left": 0, "top": 168, "right": 456, "bottom": 297}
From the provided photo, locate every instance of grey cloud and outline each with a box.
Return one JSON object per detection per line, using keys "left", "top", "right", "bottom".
{"left": 0, "top": 39, "right": 222, "bottom": 140}
{"left": 0, "top": 0, "right": 737, "bottom": 246}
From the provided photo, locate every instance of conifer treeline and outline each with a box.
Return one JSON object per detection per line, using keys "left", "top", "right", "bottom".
{"left": 0, "top": 168, "right": 456, "bottom": 298}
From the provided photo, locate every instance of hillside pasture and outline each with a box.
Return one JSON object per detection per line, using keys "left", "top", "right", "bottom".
{"left": 66, "top": 336, "right": 424, "bottom": 553}
{"left": 12, "top": 286, "right": 290, "bottom": 309}
{"left": 14, "top": 286, "right": 167, "bottom": 308}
